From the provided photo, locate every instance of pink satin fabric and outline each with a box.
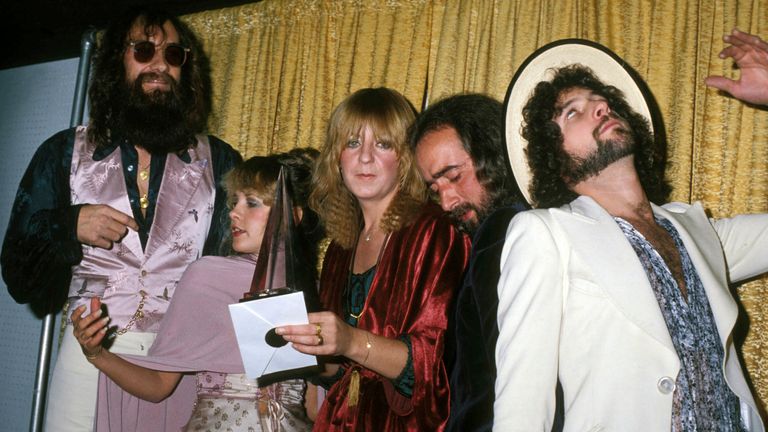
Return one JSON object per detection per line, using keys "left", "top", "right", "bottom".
{"left": 69, "top": 126, "right": 216, "bottom": 331}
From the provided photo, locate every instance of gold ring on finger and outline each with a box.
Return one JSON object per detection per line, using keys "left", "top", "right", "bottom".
{"left": 317, "top": 335, "right": 324, "bottom": 345}
{"left": 314, "top": 323, "right": 322, "bottom": 336}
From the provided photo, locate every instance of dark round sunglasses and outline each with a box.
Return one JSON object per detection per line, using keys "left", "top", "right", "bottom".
{"left": 127, "top": 40, "right": 190, "bottom": 67}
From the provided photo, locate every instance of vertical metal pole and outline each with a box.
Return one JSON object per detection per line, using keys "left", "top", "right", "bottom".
{"left": 70, "top": 29, "right": 96, "bottom": 128}
{"left": 29, "top": 28, "right": 96, "bottom": 432}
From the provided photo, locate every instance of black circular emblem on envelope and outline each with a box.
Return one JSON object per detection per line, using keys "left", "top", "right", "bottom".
{"left": 265, "top": 328, "right": 289, "bottom": 348}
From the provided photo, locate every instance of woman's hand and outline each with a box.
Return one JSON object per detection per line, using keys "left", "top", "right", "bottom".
{"left": 70, "top": 297, "right": 110, "bottom": 360}
{"left": 276, "top": 311, "right": 355, "bottom": 357}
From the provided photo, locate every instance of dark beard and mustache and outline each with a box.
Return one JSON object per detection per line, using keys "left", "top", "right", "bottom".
{"left": 448, "top": 200, "right": 489, "bottom": 234}
{"left": 116, "top": 72, "right": 196, "bottom": 155}
{"left": 563, "top": 117, "right": 635, "bottom": 185}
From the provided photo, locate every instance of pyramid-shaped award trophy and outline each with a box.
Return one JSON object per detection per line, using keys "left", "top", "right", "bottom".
{"left": 228, "top": 167, "right": 320, "bottom": 386}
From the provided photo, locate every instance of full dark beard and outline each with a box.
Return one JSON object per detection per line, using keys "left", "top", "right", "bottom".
{"left": 564, "top": 124, "right": 635, "bottom": 185}
{"left": 448, "top": 201, "right": 487, "bottom": 234}
{"left": 117, "top": 72, "right": 196, "bottom": 155}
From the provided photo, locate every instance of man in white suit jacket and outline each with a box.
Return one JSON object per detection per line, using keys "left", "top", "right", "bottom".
{"left": 495, "top": 30, "right": 768, "bottom": 431}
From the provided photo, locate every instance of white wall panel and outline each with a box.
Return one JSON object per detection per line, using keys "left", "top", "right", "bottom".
{"left": 0, "top": 57, "right": 79, "bottom": 430}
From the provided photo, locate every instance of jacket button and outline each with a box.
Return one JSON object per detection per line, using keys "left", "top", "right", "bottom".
{"left": 657, "top": 376, "right": 676, "bottom": 394}
{"left": 140, "top": 270, "right": 147, "bottom": 277}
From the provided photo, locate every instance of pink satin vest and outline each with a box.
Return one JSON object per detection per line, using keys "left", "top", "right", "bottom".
{"left": 68, "top": 126, "right": 216, "bottom": 332}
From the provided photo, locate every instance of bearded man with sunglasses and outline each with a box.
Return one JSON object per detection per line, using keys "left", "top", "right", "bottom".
{"left": 2, "top": 7, "right": 240, "bottom": 431}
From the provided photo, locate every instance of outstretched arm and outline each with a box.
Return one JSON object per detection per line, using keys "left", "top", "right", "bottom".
{"left": 705, "top": 29, "right": 768, "bottom": 105}
{"left": 72, "top": 297, "right": 182, "bottom": 403}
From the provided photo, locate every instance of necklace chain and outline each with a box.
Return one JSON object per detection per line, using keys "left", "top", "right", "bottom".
{"left": 346, "top": 232, "right": 390, "bottom": 320}
{"left": 138, "top": 160, "right": 150, "bottom": 182}
{"left": 138, "top": 158, "right": 150, "bottom": 208}
{"left": 362, "top": 225, "right": 378, "bottom": 242}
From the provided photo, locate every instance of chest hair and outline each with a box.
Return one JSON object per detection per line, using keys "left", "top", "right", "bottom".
{"left": 628, "top": 218, "right": 688, "bottom": 300}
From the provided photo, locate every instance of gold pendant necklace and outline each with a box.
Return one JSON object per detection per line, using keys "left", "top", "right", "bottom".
{"left": 346, "top": 232, "right": 390, "bottom": 320}
{"left": 362, "top": 226, "right": 376, "bottom": 242}
{"left": 138, "top": 159, "right": 150, "bottom": 209}
{"left": 139, "top": 163, "right": 151, "bottom": 181}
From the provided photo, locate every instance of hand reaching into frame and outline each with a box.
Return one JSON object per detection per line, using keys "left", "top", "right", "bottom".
{"left": 706, "top": 28, "right": 768, "bottom": 105}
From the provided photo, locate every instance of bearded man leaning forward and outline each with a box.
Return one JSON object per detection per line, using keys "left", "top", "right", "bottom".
{"left": 1, "top": 7, "right": 241, "bottom": 431}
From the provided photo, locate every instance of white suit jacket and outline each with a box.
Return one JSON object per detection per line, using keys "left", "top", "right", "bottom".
{"left": 494, "top": 196, "right": 768, "bottom": 432}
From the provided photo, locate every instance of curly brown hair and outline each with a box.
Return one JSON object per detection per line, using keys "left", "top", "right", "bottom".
{"left": 522, "top": 65, "right": 670, "bottom": 208}
{"left": 310, "top": 87, "right": 427, "bottom": 249}
{"left": 87, "top": 7, "right": 211, "bottom": 147}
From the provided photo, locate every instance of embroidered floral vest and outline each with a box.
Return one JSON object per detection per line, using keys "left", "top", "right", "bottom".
{"left": 68, "top": 126, "right": 215, "bottom": 332}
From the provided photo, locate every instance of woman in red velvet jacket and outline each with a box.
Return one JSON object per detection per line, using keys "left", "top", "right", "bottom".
{"left": 277, "top": 87, "right": 470, "bottom": 431}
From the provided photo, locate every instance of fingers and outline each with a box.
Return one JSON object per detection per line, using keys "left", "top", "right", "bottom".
{"left": 284, "top": 334, "right": 325, "bottom": 347}
{"left": 276, "top": 313, "right": 344, "bottom": 355}
{"left": 275, "top": 323, "right": 322, "bottom": 346}
{"left": 717, "top": 45, "right": 747, "bottom": 62}
{"left": 71, "top": 301, "right": 110, "bottom": 347}
{"left": 90, "top": 297, "right": 102, "bottom": 314}
{"left": 718, "top": 29, "right": 768, "bottom": 61}
{"left": 277, "top": 331, "right": 328, "bottom": 356}
{"left": 70, "top": 304, "right": 87, "bottom": 324}
{"left": 110, "top": 208, "right": 139, "bottom": 232}
{"left": 724, "top": 29, "right": 768, "bottom": 50}
{"left": 708, "top": 28, "right": 768, "bottom": 105}
{"left": 98, "top": 207, "right": 138, "bottom": 239}
{"left": 704, "top": 76, "right": 735, "bottom": 93}
{"left": 77, "top": 204, "right": 138, "bottom": 249}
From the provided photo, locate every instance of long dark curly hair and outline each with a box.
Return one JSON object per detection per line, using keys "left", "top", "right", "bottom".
{"left": 522, "top": 65, "right": 670, "bottom": 208}
{"left": 409, "top": 93, "right": 526, "bottom": 210}
{"left": 87, "top": 7, "right": 211, "bottom": 147}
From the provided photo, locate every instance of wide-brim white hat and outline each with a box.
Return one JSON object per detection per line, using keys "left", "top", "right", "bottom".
{"left": 503, "top": 39, "right": 653, "bottom": 205}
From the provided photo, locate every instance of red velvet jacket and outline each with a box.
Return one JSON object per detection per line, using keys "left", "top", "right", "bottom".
{"left": 314, "top": 203, "right": 471, "bottom": 431}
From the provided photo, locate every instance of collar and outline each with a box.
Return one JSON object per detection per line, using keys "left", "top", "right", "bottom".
{"left": 92, "top": 132, "right": 193, "bottom": 163}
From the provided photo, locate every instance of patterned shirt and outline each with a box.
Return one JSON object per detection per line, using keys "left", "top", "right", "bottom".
{"left": 616, "top": 216, "right": 745, "bottom": 432}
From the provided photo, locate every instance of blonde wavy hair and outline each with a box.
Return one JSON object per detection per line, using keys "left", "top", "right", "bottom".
{"left": 310, "top": 87, "right": 427, "bottom": 249}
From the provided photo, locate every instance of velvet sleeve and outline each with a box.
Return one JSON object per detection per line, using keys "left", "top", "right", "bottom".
{"left": 387, "top": 211, "right": 471, "bottom": 429}
{"left": 1, "top": 128, "right": 83, "bottom": 311}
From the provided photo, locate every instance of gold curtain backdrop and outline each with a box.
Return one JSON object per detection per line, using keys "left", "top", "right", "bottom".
{"left": 183, "top": 0, "right": 768, "bottom": 410}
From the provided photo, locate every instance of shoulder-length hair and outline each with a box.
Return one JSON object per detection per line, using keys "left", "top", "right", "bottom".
{"left": 522, "top": 65, "right": 670, "bottom": 208}
{"left": 87, "top": 7, "right": 211, "bottom": 146}
{"left": 310, "top": 87, "right": 426, "bottom": 249}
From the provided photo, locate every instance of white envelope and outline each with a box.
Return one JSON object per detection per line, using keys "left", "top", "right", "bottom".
{"left": 228, "top": 291, "right": 317, "bottom": 382}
